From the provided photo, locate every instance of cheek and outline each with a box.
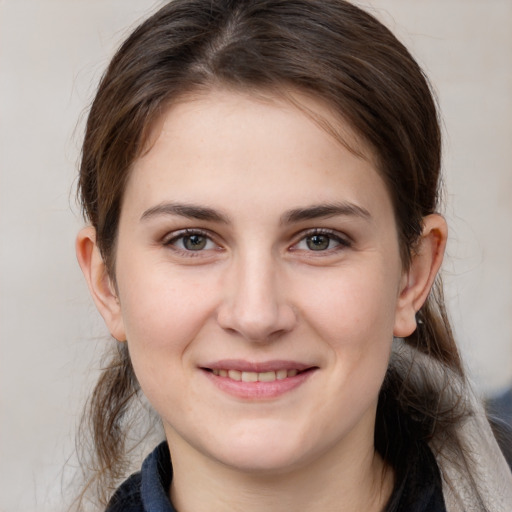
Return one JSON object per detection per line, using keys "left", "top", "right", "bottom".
{"left": 296, "top": 263, "right": 398, "bottom": 402}
{"left": 115, "top": 257, "right": 220, "bottom": 375}
{"left": 297, "top": 265, "right": 400, "bottom": 349}
{"left": 298, "top": 266, "right": 398, "bottom": 423}
{"left": 116, "top": 268, "right": 220, "bottom": 418}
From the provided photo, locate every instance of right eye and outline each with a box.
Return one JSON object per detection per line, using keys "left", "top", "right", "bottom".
{"left": 301, "top": 233, "right": 338, "bottom": 251}
{"left": 164, "top": 229, "right": 218, "bottom": 253}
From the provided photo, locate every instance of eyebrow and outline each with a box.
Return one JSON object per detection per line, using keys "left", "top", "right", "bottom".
{"left": 140, "top": 202, "right": 230, "bottom": 223}
{"left": 140, "top": 201, "right": 371, "bottom": 225}
{"left": 281, "top": 202, "right": 371, "bottom": 224}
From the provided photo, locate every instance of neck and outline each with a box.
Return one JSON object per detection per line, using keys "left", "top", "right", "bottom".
{"left": 167, "top": 432, "right": 393, "bottom": 512}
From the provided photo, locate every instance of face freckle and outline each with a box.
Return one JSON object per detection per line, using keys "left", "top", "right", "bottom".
{"left": 112, "top": 88, "right": 405, "bottom": 474}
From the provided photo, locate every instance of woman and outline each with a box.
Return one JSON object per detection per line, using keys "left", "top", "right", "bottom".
{"left": 74, "top": 0, "right": 512, "bottom": 510}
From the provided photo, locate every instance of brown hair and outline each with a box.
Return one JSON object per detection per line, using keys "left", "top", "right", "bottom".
{"left": 76, "top": 0, "right": 466, "bottom": 508}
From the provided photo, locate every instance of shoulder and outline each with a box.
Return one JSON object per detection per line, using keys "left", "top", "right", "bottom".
{"left": 105, "top": 442, "right": 175, "bottom": 512}
{"left": 486, "top": 386, "right": 512, "bottom": 469}
{"left": 488, "top": 386, "right": 512, "bottom": 424}
{"left": 386, "top": 442, "right": 447, "bottom": 512}
{"left": 105, "top": 472, "right": 143, "bottom": 512}
{"left": 487, "top": 419, "right": 512, "bottom": 470}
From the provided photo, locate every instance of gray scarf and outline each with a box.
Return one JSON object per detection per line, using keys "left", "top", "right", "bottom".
{"left": 391, "top": 341, "right": 512, "bottom": 512}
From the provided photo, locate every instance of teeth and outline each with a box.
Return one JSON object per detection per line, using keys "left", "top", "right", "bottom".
{"left": 241, "top": 371, "right": 258, "bottom": 382}
{"left": 276, "top": 369, "right": 288, "bottom": 380}
{"left": 258, "top": 371, "right": 277, "bottom": 382}
{"left": 228, "top": 370, "right": 242, "bottom": 381}
{"left": 213, "top": 369, "right": 301, "bottom": 382}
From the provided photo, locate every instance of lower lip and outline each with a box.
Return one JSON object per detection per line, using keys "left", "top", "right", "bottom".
{"left": 203, "top": 369, "right": 316, "bottom": 399}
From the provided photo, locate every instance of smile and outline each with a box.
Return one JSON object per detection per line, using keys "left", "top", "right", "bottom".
{"left": 211, "top": 369, "right": 299, "bottom": 382}
{"left": 202, "top": 361, "right": 317, "bottom": 399}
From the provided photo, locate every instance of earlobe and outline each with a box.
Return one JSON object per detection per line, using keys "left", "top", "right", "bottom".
{"left": 76, "top": 227, "right": 126, "bottom": 342}
{"left": 393, "top": 214, "right": 447, "bottom": 338}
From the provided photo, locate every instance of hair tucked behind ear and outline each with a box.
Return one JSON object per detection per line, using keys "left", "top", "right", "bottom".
{"left": 373, "top": 277, "right": 471, "bottom": 502}
{"left": 409, "top": 278, "right": 462, "bottom": 373}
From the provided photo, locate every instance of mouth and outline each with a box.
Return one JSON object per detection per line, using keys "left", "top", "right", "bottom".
{"left": 207, "top": 368, "right": 306, "bottom": 382}
{"left": 200, "top": 360, "right": 318, "bottom": 399}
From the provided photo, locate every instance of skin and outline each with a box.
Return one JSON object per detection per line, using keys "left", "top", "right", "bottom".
{"left": 77, "top": 88, "right": 447, "bottom": 512}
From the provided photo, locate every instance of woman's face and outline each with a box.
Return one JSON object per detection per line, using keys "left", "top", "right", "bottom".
{"left": 111, "top": 89, "right": 409, "bottom": 473}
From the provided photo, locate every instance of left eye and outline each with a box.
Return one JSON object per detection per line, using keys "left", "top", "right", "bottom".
{"left": 167, "top": 232, "right": 217, "bottom": 251}
{"left": 294, "top": 232, "right": 349, "bottom": 251}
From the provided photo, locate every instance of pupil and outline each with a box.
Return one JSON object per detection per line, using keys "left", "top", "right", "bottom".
{"left": 307, "top": 235, "right": 329, "bottom": 251}
{"left": 184, "top": 235, "right": 207, "bottom": 250}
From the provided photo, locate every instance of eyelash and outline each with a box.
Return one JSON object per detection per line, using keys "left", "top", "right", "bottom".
{"left": 162, "top": 227, "right": 351, "bottom": 256}
{"left": 291, "top": 228, "right": 352, "bottom": 253}
{"left": 162, "top": 229, "right": 220, "bottom": 256}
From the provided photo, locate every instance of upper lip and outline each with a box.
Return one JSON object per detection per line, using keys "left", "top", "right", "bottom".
{"left": 201, "top": 359, "right": 315, "bottom": 373}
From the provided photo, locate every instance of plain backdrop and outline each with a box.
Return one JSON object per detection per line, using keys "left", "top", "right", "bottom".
{"left": 1, "top": 1, "right": 511, "bottom": 510}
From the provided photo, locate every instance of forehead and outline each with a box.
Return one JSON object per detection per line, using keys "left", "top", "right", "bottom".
{"left": 123, "top": 88, "right": 391, "bottom": 222}
{"left": 142, "top": 86, "right": 376, "bottom": 165}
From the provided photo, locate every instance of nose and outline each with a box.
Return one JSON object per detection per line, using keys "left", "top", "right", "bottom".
{"left": 216, "top": 252, "right": 297, "bottom": 342}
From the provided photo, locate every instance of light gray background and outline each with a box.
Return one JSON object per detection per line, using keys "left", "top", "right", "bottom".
{"left": 1, "top": 1, "right": 511, "bottom": 510}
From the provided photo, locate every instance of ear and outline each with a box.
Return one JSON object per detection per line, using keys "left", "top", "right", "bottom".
{"left": 393, "top": 214, "right": 447, "bottom": 337}
{"left": 76, "top": 226, "right": 126, "bottom": 342}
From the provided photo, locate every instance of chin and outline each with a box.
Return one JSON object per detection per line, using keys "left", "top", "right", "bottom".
{"left": 218, "top": 447, "right": 307, "bottom": 475}
{"left": 204, "top": 426, "right": 319, "bottom": 475}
